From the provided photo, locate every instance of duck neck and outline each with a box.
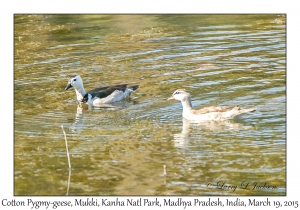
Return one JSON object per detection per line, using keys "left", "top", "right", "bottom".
{"left": 180, "top": 96, "right": 193, "bottom": 110}
{"left": 74, "top": 85, "right": 87, "bottom": 101}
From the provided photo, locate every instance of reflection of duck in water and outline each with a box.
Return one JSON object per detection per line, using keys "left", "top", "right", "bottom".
{"left": 69, "top": 106, "right": 85, "bottom": 133}
{"left": 65, "top": 75, "right": 139, "bottom": 107}
{"left": 168, "top": 89, "right": 256, "bottom": 121}
{"left": 69, "top": 100, "right": 135, "bottom": 133}
{"left": 173, "top": 118, "right": 256, "bottom": 148}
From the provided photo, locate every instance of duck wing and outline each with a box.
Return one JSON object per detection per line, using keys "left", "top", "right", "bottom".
{"left": 191, "top": 106, "right": 238, "bottom": 114}
{"left": 88, "top": 84, "right": 128, "bottom": 99}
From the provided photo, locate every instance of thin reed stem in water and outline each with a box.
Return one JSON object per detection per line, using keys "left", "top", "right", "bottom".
{"left": 61, "top": 125, "right": 71, "bottom": 169}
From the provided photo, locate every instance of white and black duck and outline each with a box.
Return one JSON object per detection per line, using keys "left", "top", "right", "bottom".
{"left": 65, "top": 75, "right": 139, "bottom": 106}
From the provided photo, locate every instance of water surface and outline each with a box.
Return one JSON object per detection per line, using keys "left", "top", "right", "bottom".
{"left": 14, "top": 14, "right": 286, "bottom": 195}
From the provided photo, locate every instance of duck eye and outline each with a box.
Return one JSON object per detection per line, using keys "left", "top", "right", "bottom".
{"left": 73, "top": 79, "right": 77, "bottom": 81}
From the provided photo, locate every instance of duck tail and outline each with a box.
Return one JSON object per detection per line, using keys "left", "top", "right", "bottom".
{"left": 238, "top": 107, "right": 256, "bottom": 114}
{"left": 129, "top": 85, "right": 139, "bottom": 91}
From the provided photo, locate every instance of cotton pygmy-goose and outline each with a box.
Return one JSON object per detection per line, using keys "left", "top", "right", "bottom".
{"left": 168, "top": 89, "right": 256, "bottom": 121}
{"left": 65, "top": 75, "right": 139, "bottom": 106}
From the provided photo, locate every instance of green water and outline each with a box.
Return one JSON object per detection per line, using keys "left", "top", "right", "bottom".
{"left": 14, "top": 14, "right": 286, "bottom": 195}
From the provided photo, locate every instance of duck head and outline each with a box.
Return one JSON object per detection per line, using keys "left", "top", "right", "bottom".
{"left": 65, "top": 75, "right": 84, "bottom": 90}
{"left": 168, "top": 89, "right": 191, "bottom": 101}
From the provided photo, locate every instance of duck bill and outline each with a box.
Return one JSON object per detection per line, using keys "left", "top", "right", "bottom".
{"left": 65, "top": 83, "right": 73, "bottom": 90}
{"left": 167, "top": 96, "right": 175, "bottom": 100}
